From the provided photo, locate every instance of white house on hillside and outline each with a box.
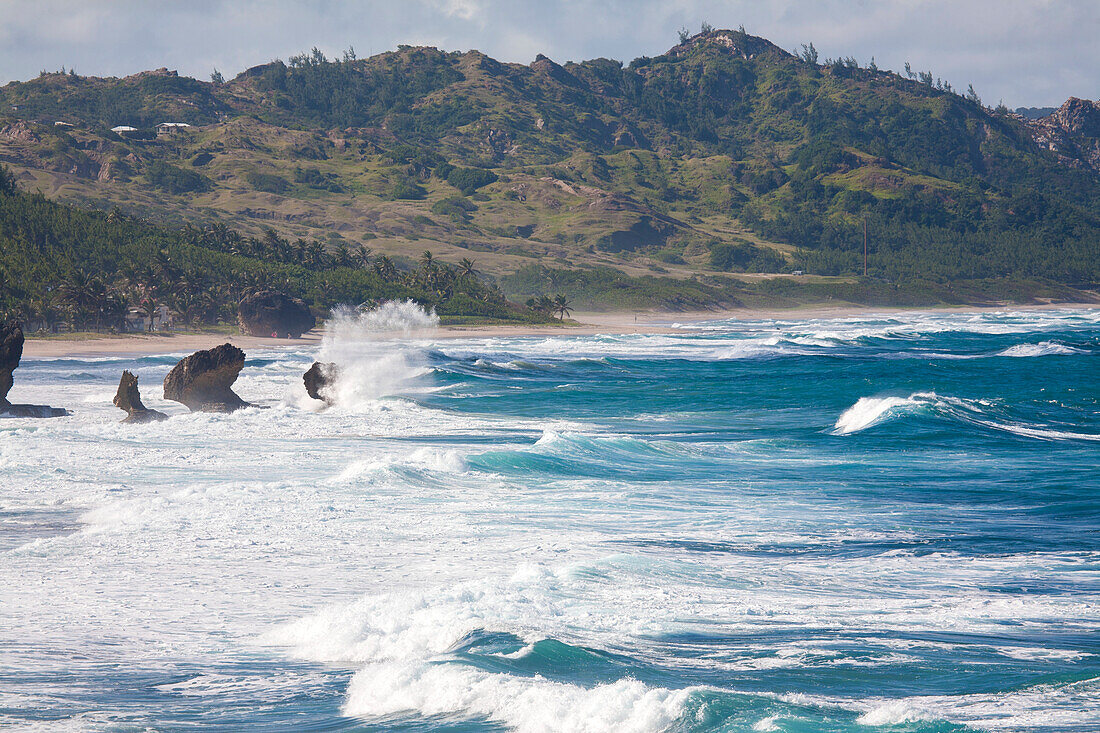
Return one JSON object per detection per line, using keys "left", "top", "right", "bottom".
{"left": 155, "top": 122, "right": 192, "bottom": 136}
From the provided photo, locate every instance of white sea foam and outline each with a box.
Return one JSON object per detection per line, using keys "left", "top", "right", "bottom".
{"left": 334, "top": 447, "right": 468, "bottom": 481}
{"left": 997, "top": 341, "right": 1084, "bottom": 357}
{"left": 857, "top": 700, "right": 932, "bottom": 725}
{"left": 343, "top": 661, "right": 693, "bottom": 732}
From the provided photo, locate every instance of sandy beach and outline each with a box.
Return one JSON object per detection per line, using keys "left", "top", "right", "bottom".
{"left": 20, "top": 302, "right": 1099, "bottom": 359}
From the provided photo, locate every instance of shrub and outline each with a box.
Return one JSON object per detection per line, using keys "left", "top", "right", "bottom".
{"left": 391, "top": 179, "right": 427, "bottom": 200}
{"left": 146, "top": 161, "right": 209, "bottom": 193}
{"left": 446, "top": 166, "right": 497, "bottom": 195}
{"left": 431, "top": 195, "right": 477, "bottom": 221}
{"left": 245, "top": 171, "right": 290, "bottom": 194}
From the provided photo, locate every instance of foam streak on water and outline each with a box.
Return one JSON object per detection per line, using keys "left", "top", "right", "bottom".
{"left": 2, "top": 306, "right": 1099, "bottom": 731}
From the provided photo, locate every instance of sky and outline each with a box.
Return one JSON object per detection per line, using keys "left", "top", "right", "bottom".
{"left": 0, "top": 0, "right": 1096, "bottom": 108}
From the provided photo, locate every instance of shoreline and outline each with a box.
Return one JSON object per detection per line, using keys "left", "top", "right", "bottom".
{"left": 21, "top": 301, "right": 1100, "bottom": 359}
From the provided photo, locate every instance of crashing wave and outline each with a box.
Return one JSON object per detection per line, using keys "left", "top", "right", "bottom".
{"left": 834, "top": 392, "right": 1100, "bottom": 441}
{"left": 995, "top": 341, "right": 1085, "bottom": 357}
{"left": 301, "top": 300, "right": 439, "bottom": 408}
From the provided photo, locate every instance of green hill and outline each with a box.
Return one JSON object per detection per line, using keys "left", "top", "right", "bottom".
{"left": 1, "top": 29, "right": 1098, "bottom": 312}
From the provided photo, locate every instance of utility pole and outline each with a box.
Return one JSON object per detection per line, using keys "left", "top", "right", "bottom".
{"left": 863, "top": 217, "right": 868, "bottom": 277}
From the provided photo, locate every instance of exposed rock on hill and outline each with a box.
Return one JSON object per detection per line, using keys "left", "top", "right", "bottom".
{"left": 1028, "top": 98, "right": 1100, "bottom": 171}
{"left": 113, "top": 370, "right": 167, "bottom": 423}
{"left": 238, "top": 290, "right": 315, "bottom": 338}
{"left": 162, "top": 343, "right": 252, "bottom": 412}
{"left": 0, "top": 321, "right": 69, "bottom": 418}
{"left": 303, "top": 361, "right": 339, "bottom": 404}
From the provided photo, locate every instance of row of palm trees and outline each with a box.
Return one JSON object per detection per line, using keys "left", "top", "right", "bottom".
{"left": 15, "top": 267, "right": 238, "bottom": 333}
{"left": 526, "top": 294, "right": 573, "bottom": 321}
{"left": 12, "top": 247, "right": 519, "bottom": 333}
{"left": 181, "top": 224, "right": 374, "bottom": 272}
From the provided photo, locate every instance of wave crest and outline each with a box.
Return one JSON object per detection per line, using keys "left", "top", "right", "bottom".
{"left": 834, "top": 392, "right": 1100, "bottom": 441}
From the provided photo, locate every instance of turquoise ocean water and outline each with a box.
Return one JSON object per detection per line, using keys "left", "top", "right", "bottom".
{"left": 2, "top": 306, "right": 1098, "bottom": 731}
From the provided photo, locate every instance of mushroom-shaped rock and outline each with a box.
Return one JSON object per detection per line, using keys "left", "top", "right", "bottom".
{"left": 303, "top": 361, "right": 340, "bottom": 404}
{"left": 162, "top": 343, "right": 252, "bottom": 412}
{"left": 114, "top": 370, "right": 167, "bottom": 423}
{"left": 0, "top": 321, "right": 68, "bottom": 418}
{"left": 238, "top": 290, "right": 315, "bottom": 338}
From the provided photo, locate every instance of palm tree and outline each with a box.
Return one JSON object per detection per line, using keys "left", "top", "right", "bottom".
{"left": 373, "top": 255, "right": 397, "bottom": 282}
{"left": 458, "top": 258, "right": 479, "bottom": 279}
{"left": 352, "top": 244, "right": 372, "bottom": 268}
{"left": 419, "top": 250, "right": 435, "bottom": 271}
{"left": 59, "top": 269, "right": 105, "bottom": 330}
{"left": 306, "top": 240, "right": 326, "bottom": 269}
{"left": 333, "top": 242, "right": 352, "bottom": 268}
{"left": 553, "top": 294, "right": 572, "bottom": 321}
{"left": 529, "top": 295, "right": 555, "bottom": 317}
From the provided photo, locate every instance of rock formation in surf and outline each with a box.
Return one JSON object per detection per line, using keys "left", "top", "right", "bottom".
{"left": 113, "top": 370, "right": 167, "bottom": 423}
{"left": 162, "top": 343, "right": 252, "bottom": 412}
{"left": 0, "top": 320, "right": 20, "bottom": 405}
{"left": 238, "top": 290, "right": 315, "bottom": 338}
{"left": 0, "top": 321, "right": 69, "bottom": 418}
{"left": 303, "top": 361, "right": 340, "bottom": 404}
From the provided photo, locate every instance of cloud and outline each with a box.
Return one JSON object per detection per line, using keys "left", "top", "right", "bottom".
{"left": 433, "top": 0, "right": 484, "bottom": 21}
{"left": 0, "top": 0, "right": 1095, "bottom": 105}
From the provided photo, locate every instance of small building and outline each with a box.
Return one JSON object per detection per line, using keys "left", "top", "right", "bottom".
{"left": 124, "top": 305, "right": 172, "bottom": 332}
{"left": 792, "top": 270, "right": 804, "bottom": 276}
{"left": 111, "top": 125, "right": 138, "bottom": 134}
{"left": 155, "top": 122, "right": 192, "bottom": 136}
{"left": 54, "top": 121, "right": 73, "bottom": 127}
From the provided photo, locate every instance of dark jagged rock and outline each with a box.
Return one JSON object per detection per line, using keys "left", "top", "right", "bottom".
{"left": 113, "top": 370, "right": 167, "bottom": 423}
{"left": 238, "top": 290, "right": 315, "bottom": 338}
{"left": 1, "top": 404, "right": 69, "bottom": 418}
{"left": 162, "top": 343, "right": 252, "bottom": 412}
{"left": 0, "top": 320, "right": 22, "bottom": 406}
{"left": 303, "top": 361, "right": 340, "bottom": 403}
{"left": 0, "top": 321, "right": 69, "bottom": 418}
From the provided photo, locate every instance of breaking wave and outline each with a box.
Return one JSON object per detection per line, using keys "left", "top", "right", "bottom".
{"left": 834, "top": 392, "right": 1100, "bottom": 441}
{"left": 305, "top": 301, "right": 439, "bottom": 407}
{"left": 996, "top": 341, "right": 1085, "bottom": 357}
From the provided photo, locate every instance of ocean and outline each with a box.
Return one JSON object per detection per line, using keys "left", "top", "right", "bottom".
{"left": 2, "top": 305, "right": 1098, "bottom": 732}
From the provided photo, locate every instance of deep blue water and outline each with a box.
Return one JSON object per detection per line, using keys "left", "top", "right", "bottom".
{"left": 1, "top": 307, "right": 1098, "bottom": 731}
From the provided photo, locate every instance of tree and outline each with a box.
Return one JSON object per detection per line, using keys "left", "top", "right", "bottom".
{"left": 210, "top": 69, "right": 225, "bottom": 85}
{"left": 553, "top": 294, "right": 572, "bottom": 321}
{"left": 678, "top": 27, "right": 691, "bottom": 44}
{"left": 458, "top": 258, "right": 479, "bottom": 278}
{"left": 373, "top": 255, "right": 397, "bottom": 281}
{"left": 700, "top": 21, "right": 714, "bottom": 34}
{"left": 0, "top": 164, "right": 17, "bottom": 196}
{"left": 799, "top": 43, "right": 818, "bottom": 65}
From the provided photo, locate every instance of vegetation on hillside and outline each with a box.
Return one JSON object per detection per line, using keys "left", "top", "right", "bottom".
{"left": 0, "top": 166, "right": 548, "bottom": 330}
{"left": 1, "top": 29, "right": 1098, "bottom": 311}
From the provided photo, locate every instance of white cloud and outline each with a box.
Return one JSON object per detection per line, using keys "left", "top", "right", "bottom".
{"left": 433, "top": 0, "right": 484, "bottom": 21}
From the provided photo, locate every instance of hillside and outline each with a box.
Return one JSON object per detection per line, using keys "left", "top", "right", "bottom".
{"left": 1, "top": 29, "right": 1099, "bottom": 311}
{"left": 0, "top": 169, "right": 553, "bottom": 330}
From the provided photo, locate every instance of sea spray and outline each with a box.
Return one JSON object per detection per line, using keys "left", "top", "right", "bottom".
{"left": 311, "top": 300, "right": 439, "bottom": 407}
